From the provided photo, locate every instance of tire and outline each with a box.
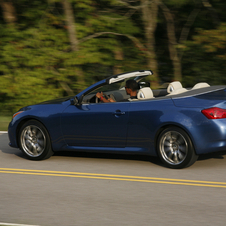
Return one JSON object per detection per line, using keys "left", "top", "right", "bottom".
{"left": 18, "top": 120, "right": 53, "bottom": 160}
{"left": 157, "top": 127, "right": 198, "bottom": 169}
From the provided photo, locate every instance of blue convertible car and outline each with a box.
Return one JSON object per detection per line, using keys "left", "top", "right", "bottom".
{"left": 8, "top": 70, "right": 226, "bottom": 168}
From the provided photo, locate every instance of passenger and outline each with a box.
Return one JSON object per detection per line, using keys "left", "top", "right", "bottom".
{"left": 96, "top": 79, "right": 139, "bottom": 103}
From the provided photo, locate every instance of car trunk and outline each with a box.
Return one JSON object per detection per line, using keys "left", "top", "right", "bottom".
{"left": 172, "top": 87, "right": 226, "bottom": 109}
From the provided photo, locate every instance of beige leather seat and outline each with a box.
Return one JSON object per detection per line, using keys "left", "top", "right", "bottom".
{"left": 137, "top": 87, "right": 155, "bottom": 100}
{"left": 167, "top": 81, "right": 183, "bottom": 93}
{"left": 167, "top": 81, "right": 187, "bottom": 95}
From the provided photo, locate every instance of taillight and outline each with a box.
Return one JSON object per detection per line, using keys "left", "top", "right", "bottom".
{"left": 201, "top": 107, "right": 226, "bottom": 119}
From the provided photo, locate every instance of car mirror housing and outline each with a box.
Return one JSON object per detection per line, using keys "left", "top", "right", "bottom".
{"left": 71, "top": 96, "right": 79, "bottom": 105}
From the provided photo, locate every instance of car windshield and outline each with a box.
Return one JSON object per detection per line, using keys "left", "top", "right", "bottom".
{"left": 89, "top": 80, "right": 125, "bottom": 94}
{"left": 81, "top": 76, "right": 152, "bottom": 104}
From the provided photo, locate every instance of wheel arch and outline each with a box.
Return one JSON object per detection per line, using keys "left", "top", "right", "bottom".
{"left": 16, "top": 117, "right": 51, "bottom": 147}
{"left": 154, "top": 123, "right": 197, "bottom": 155}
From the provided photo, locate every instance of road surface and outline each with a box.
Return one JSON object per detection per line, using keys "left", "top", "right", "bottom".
{"left": 1, "top": 133, "right": 226, "bottom": 226}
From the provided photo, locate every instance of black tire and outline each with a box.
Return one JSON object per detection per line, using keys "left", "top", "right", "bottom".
{"left": 18, "top": 120, "right": 53, "bottom": 160}
{"left": 157, "top": 127, "right": 198, "bottom": 169}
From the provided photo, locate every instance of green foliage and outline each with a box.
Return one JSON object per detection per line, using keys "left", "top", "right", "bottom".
{"left": 193, "top": 23, "right": 226, "bottom": 59}
{"left": 0, "top": 25, "right": 73, "bottom": 112}
{"left": 0, "top": 115, "right": 12, "bottom": 131}
{"left": 0, "top": 0, "right": 226, "bottom": 115}
{"left": 0, "top": 0, "right": 143, "bottom": 114}
{"left": 181, "top": 22, "right": 226, "bottom": 86}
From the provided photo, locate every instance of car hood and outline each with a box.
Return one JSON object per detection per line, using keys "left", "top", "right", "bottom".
{"left": 18, "top": 96, "right": 74, "bottom": 113}
{"left": 37, "top": 96, "right": 74, "bottom": 105}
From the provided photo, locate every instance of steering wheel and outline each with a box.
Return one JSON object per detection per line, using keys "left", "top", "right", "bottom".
{"left": 95, "top": 92, "right": 110, "bottom": 103}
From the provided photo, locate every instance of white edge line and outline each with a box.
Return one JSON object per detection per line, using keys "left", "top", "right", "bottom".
{"left": 0, "top": 223, "right": 40, "bottom": 226}
{"left": 0, "top": 131, "right": 7, "bottom": 133}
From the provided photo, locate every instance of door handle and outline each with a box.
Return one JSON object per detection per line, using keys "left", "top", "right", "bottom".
{"left": 113, "top": 110, "right": 126, "bottom": 117}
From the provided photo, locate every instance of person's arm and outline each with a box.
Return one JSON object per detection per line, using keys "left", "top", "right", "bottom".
{"left": 108, "top": 98, "right": 115, "bottom": 102}
{"left": 100, "top": 96, "right": 110, "bottom": 103}
{"left": 96, "top": 92, "right": 110, "bottom": 103}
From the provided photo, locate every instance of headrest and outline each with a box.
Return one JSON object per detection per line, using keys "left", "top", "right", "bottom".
{"left": 167, "top": 81, "right": 183, "bottom": 93}
{"left": 167, "top": 88, "right": 188, "bottom": 95}
{"left": 192, "top": 82, "right": 210, "bottom": 89}
{"left": 137, "top": 87, "right": 154, "bottom": 99}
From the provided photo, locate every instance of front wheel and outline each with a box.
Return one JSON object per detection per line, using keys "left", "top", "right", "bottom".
{"left": 19, "top": 120, "right": 53, "bottom": 160}
{"left": 157, "top": 127, "right": 198, "bottom": 169}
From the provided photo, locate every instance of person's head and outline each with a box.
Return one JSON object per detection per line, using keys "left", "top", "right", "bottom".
{"left": 125, "top": 80, "right": 139, "bottom": 96}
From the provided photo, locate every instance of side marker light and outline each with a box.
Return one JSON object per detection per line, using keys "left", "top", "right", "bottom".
{"left": 13, "top": 111, "right": 24, "bottom": 119}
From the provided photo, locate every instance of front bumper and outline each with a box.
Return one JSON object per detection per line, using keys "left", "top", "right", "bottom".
{"left": 8, "top": 121, "right": 18, "bottom": 148}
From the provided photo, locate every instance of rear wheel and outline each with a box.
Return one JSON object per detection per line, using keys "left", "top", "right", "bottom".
{"left": 157, "top": 127, "right": 198, "bottom": 169}
{"left": 19, "top": 120, "right": 53, "bottom": 160}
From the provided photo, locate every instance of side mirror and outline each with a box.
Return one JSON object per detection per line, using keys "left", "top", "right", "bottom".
{"left": 71, "top": 96, "right": 79, "bottom": 105}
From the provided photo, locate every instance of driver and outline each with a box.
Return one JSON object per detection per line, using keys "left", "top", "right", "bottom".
{"left": 96, "top": 80, "right": 139, "bottom": 103}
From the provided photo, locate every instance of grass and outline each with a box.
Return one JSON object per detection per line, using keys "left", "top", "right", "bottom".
{"left": 0, "top": 115, "right": 12, "bottom": 131}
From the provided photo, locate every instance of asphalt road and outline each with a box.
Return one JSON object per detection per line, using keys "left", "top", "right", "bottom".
{"left": 1, "top": 132, "right": 226, "bottom": 226}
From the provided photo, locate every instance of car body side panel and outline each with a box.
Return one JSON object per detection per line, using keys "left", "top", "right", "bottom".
{"left": 61, "top": 102, "right": 130, "bottom": 148}
{"left": 169, "top": 108, "right": 226, "bottom": 154}
{"left": 126, "top": 99, "right": 175, "bottom": 155}
{"left": 171, "top": 89, "right": 226, "bottom": 154}
{"left": 8, "top": 101, "right": 70, "bottom": 151}
{"left": 127, "top": 97, "right": 226, "bottom": 155}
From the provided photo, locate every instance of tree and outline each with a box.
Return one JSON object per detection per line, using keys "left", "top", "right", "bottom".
{"left": 182, "top": 22, "right": 226, "bottom": 85}
{"left": 159, "top": 0, "right": 182, "bottom": 81}
{"left": 0, "top": 0, "right": 144, "bottom": 112}
{"left": 0, "top": 0, "right": 17, "bottom": 24}
{"left": 1, "top": 0, "right": 226, "bottom": 114}
{"left": 140, "top": 0, "right": 159, "bottom": 86}
{"left": 62, "top": 0, "right": 78, "bottom": 51}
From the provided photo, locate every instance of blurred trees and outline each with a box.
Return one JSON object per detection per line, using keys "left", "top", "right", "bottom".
{"left": 0, "top": 0, "right": 17, "bottom": 24}
{"left": 0, "top": 0, "right": 226, "bottom": 113}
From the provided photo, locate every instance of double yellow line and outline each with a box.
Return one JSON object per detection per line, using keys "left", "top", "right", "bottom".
{"left": 0, "top": 167, "right": 226, "bottom": 188}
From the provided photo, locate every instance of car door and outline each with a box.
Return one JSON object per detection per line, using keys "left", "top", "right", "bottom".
{"left": 61, "top": 101, "right": 130, "bottom": 148}
{"left": 126, "top": 98, "right": 175, "bottom": 155}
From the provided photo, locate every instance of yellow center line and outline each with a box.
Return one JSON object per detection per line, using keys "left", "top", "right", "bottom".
{"left": 0, "top": 168, "right": 225, "bottom": 188}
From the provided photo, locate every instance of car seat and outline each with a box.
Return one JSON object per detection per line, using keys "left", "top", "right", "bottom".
{"left": 137, "top": 87, "right": 155, "bottom": 100}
